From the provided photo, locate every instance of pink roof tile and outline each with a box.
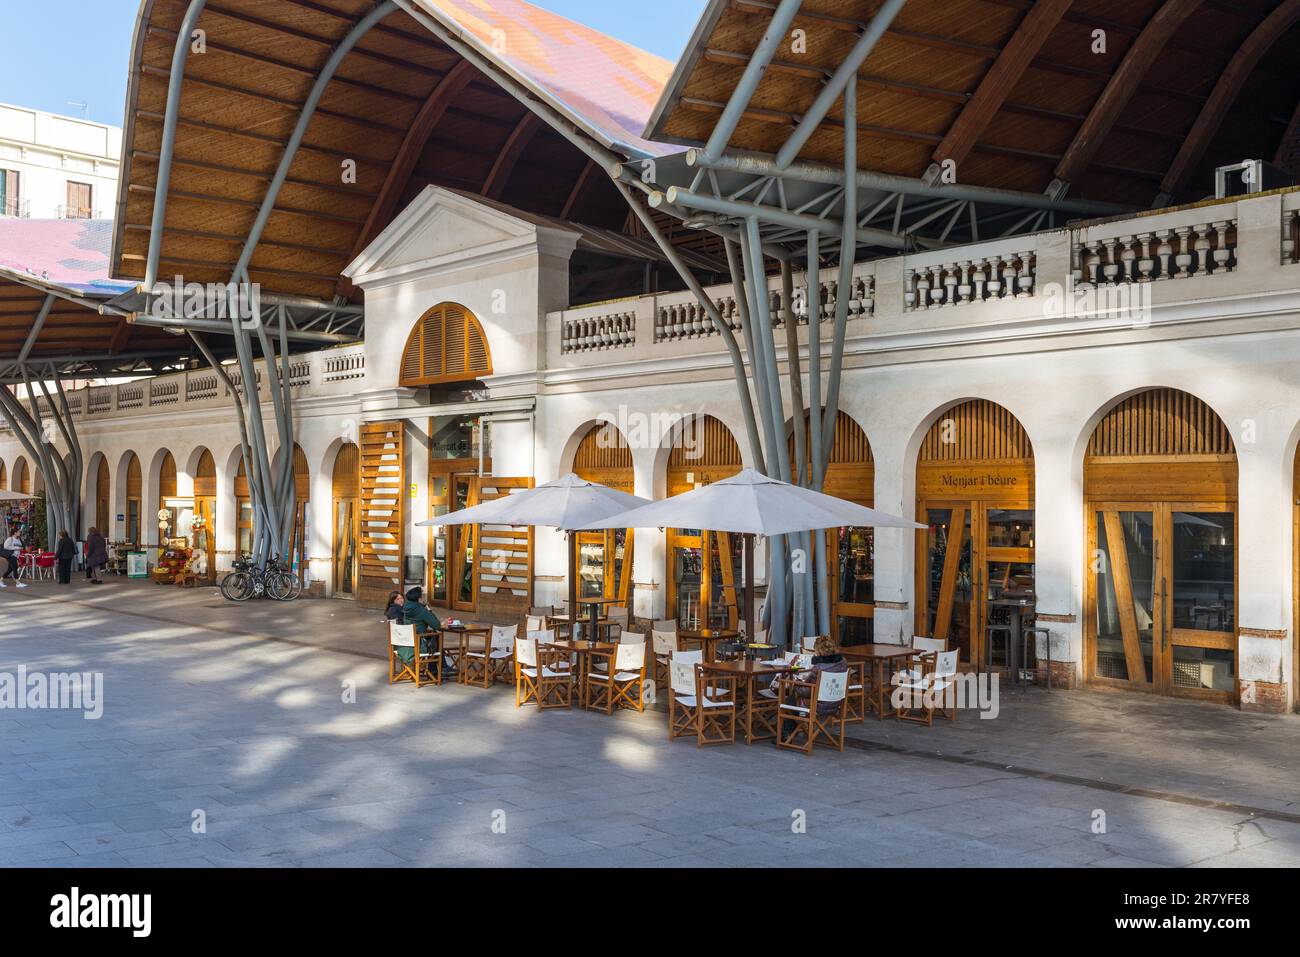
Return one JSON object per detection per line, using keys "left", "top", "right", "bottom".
{"left": 0, "top": 219, "right": 131, "bottom": 297}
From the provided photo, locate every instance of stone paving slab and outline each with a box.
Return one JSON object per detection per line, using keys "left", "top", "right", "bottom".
{"left": 2, "top": 578, "right": 1300, "bottom": 866}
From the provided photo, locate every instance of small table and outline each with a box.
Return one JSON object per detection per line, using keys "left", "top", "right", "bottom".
{"left": 547, "top": 639, "right": 614, "bottom": 708}
{"left": 700, "top": 659, "right": 795, "bottom": 743}
{"left": 547, "top": 613, "right": 613, "bottom": 641}
{"left": 440, "top": 623, "right": 491, "bottom": 682}
{"left": 679, "top": 628, "right": 739, "bottom": 663}
{"left": 835, "top": 643, "right": 917, "bottom": 719}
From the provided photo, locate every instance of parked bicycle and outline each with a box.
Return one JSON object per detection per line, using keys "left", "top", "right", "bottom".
{"left": 219, "top": 554, "right": 302, "bottom": 601}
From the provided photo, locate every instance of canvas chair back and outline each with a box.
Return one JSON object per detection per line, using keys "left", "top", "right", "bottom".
{"left": 527, "top": 629, "right": 555, "bottom": 646}
{"left": 653, "top": 618, "right": 678, "bottom": 634}
{"left": 934, "top": 650, "right": 958, "bottom": 678}
{"left": 670, "top": 660, "right": 697, "bottom": 697}
{"left": 673, "top": 648, "right": 703, "bottom": 665}
{"left": 526, "top": 615, "right": 545, "bottom": 633}
{"left": 608, "top": 606, "right": 629, "bottom": 626}
{"left": 614, "top": 642, "right": 645, "bottom": 671}
{"left": 516, "top": 637, "right": 538, "bottom": 668}
{"left": 801, "top": 636, "right": 823, "bottom": 653}
{"left": 913, "top": 636, "right": 946, "bottom": 654}
{"left": 618, "top": 631, "right": 645, "bottom": 646}
{"left": 389, "top": 623, "right": 415, "bottom": 648}
{"left": 817, "top": 670, "right": 848, "bottom": 704}
{"left": 491, "top": 625, "right": 516, "bottom": 653}
{"left": 651, "top": 629, "right": 678, "bottom": 657}
{"left": 783, "top": 651, "right": 814, "bottom": 669}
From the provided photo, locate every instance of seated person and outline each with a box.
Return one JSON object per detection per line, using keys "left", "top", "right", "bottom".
{"left": 400, "top": 586, "right": 441, "bottom": 661}
{"left": 384, "top": 590, "right": 405, "bottom": 622}
{"left": 791, "top": 634, "right": 849, "bottom": 715}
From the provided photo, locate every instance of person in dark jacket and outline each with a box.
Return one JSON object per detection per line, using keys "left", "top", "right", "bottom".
{"left": 54, "top": 531, "right": 76, "bottom": 584}
{"left": 398, "top": 587, "right": 441, "bottom": 664}
{"left": 793, "top": 634, "right": 849, "bottom": 716}
{"left": 84, "top": 528, "right": 109, "bottom": 584}
{"left": 384, "top": 590, "right": 405, "bottom": 622}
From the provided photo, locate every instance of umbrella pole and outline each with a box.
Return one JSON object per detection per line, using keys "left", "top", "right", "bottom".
{"left": 568, "top": 530, "right": 578, "bottom": 639}
{"left": 744, "top": 533, "right": 755, "bottom": 642}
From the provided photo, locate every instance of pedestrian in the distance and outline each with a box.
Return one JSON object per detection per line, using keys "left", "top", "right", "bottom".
{"left": 54, "top": 530, "right": 76, "bottom": 584}
{"left": 85, "top": 527, "right": 108, "bottom": 584}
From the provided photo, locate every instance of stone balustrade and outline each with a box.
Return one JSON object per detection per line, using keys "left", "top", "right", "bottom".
{"left": 561, "top": 309, "right": 636, "bottom": 353}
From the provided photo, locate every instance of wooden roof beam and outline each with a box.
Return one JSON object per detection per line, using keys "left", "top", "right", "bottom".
{"left": 482, "top": 112, "right": 542, "bottom": 200}
{"left": 1158, "top": 0, "right": 1300, "bottom": 204}
{"left": 560, "top": 160, "right": 598, "bottom": 220}
{"left": 927, "top": 0, "right": 1072, "bottom": 182}
{"left": 338, "top": 58, "right": 476, "bottom": 295}
{"left": 1049, "top": 0, "right": 1202, "bottom": 199}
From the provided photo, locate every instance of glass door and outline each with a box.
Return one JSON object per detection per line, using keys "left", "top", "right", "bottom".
{"left": 451, "top": 475, "right": 476, "bottom": 612}
{"left": 1089, "top": 504, "right": 1236, "bottom": 701}
{"left": 333, "top": 497, "right": 357, "bottom": 597}
{"left": 924, "top": 505, "right": 975, "bottom": 663}
{"left": 833, "top": 526, "right": 874, "bottom": 645}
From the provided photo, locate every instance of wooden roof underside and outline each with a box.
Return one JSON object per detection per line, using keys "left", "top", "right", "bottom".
{"left": 114, "top": 0, "right": 720, "bottom": 304}
{"left": 649, "top": 0, "right": 1300, "bottom": 208}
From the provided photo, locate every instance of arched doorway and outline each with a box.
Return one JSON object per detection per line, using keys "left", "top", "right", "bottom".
{"left": 193, "top": 449, "right": 216, "bottom": 578}
{"left": 287, "top": 445, "right": 310, "bottom": 576}
{"left": 0, "top": 459, "right": 7, "bottom": 490}
{"left": 915, "top": 400, "right": 1035, "bottom": 670}
{"left": 573, "top": 422, "right": 634, "bottom": 607}
{"left": 1085, "top": 388, "right": 1236, "bottom": 703}
{"left": 666, "top": 414, "right": 743, "bottom": 629}
{"left": 790, "top": 411, "right": 875, "bottom": 644}
{"left": 156, "top": 451, "right": 178, "bottom": 541}
{"left": 94, "top": 457, "right": 110, "bottom": 534}
{"left": 124, "top": 453, "right": 142, "bottom": 545}
{"left": 13, "top": 457, "right": 28, "bottom": 494}
{"left": 234, "top": 457, "right": 253, "bottom": 558}
{"left": 332, "top": 444, "right": 359, "bottom": 598}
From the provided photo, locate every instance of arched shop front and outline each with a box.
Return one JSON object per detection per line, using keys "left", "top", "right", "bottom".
{"left": 332, "top": 444, "right": 359, "bottom": 599}
{"left": 572, "top": 422, "right": 633, "bottom": 607}
{"left": 915, "top": 400, "right": 1035, "bottom": 670}
{"left": 666, "top": 415, "right": 743, "bottom": 629}
{"left": 1085, "top": 388, "right": 1237, "bottom": 704}
{"left": 790, "top": 410, "right": 875, "bottom": 644}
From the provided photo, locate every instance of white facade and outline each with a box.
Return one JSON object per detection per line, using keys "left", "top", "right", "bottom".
{"left": 0, "top": 103, "right": 120, "bottom": 219}
{"left": 6, "top": 185, "right": 1300, "bottom": 709}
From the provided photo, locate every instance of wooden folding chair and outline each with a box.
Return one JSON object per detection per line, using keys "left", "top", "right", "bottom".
{"left": 465, "top": 624, "right": 515, "bottom": 688}
{"left": 586, "top": 641, "right": 646, "bottom": 714}
{"left": 777, "top": 670, "right": 849, "bottom": 755}
{"left": 668, "top": 660, "right": 736, "bottom": 746}
{"left": 388, "top": 623, "right": 419, "bottom": 686}
{"left": 650, "top": 629, "right": 679, "bottom": 695}
{"left": 514, "top": 634, "right": 572, "bottom": 710}
{"left": 895, "top": 650, "right": 959, "bottom": 726}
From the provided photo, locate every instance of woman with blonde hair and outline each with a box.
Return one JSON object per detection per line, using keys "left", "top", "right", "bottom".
{"left": 793, "top": 634, "right": 848, "bottom": 716}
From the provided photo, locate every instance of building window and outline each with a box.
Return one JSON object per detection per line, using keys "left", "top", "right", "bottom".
{"left": 64, "top": 181, "right": 93, "bottom": 219}
{"left": 0, "top": 170, "right": 22, "bottom": 218}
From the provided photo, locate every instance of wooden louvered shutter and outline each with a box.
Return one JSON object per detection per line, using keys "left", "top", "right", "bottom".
{"left": 398, "top": 303, "right": 493, "bottom": 386}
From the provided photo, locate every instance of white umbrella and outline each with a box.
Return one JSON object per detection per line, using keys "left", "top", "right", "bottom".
{"left": 575, "top": 468, "right": 922, "bottom": 641}
{"left": 415, "top": 474, "right": 651, "bottom": 634}
{"left": 574, "top": 468, "right": 923, "bottom": 535}
{"left": 0, "top": 490, "right": 33, "bottom": 501}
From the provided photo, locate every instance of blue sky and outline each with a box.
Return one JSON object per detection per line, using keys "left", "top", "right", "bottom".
{"left": 0, "top": 0, "right": 705, "bottom": 127}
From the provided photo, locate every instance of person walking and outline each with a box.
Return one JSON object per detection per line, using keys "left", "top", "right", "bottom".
{"left": 54, "top": 530, "right": 76, "bottom": 584}
{"left": 85, "top": 527, "right": 109, "bottom": 584}
{"left": 0, "top": 530, "right": 26, "bottom": 589}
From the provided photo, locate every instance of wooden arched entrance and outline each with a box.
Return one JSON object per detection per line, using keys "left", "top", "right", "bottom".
{"left": 124, "top": 453, "right": 141, "bottom": 545}
{"left": 666, "top": 415, "right": 742, "bottom": 629}
{"left": 193, "top": 450, "right": 216, "bottom": 578}
{"left": 14, "top": 457, "right": 29, "bottom": 494}
{"left": 790, "top": 411, "right": 875, "bottom": 643}
{"left": 915, "top": 400, "right": 1035, "bottom": 670}
{"left": 573, "top": 423, "right": 634, "bottom": 607}
{"left": 1085, "top": 388, "right": 1237, "bottom": 703}
{"left": 94, "top": 457, "right": 110, "bottom": 535}
{"left": 157, "top": 451, "right": 177, "bottom": 540}
{"left": 332, "top": 444, "right": 359, "bottom": 598}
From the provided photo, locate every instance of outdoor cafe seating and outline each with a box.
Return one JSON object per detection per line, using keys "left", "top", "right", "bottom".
{"left": 387, "top": 622, "right": 442, "bottom": 688}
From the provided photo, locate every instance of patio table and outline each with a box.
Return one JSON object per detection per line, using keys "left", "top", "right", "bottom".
{"left": 679, "top": 627, "right": 739, "bottom": 662}
{"left": 835, "top": 643, "right": 917, "bottom": 719}
{"left": 440, "top": 623, "right": 491, "bottom": 682}
{"left": 700, "top": 658, "right": 796, "bottom": 743}
{"left": 547, "top": 638, "right": 614, "bottom": 708}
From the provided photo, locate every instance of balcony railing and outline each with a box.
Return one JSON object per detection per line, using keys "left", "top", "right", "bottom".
{"left": 1, "top": 197, "right": 29, "bottom": 218}
{"left": 57, "top": 205, "right": 99, "bottom": 220}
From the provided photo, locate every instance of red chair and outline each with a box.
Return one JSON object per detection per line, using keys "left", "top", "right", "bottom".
{"left": 34, "top": 553, "right": 56, "bottom": 580}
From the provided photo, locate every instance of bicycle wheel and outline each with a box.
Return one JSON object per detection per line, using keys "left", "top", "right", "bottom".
{"left": 220, "top": 570, "right": 255, "bottom": 602}
{"left": 267, "top": 570, "right": 300, "bottom": 601}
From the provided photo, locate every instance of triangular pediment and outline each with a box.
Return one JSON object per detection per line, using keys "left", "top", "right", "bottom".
{"left": 344, "top": 186, "right": 555, "bottom": 286}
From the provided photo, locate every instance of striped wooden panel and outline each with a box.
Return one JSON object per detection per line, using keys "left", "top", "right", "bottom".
{"left": 332, "top": 443, "right": 359, "bottom": 500}
{"left": 0, "top": 459, "right": 6, "bottom": 490}
{"left": 126, "top": 454, "right": 141, "bottom": 497}
{"left": 475, "top": 476, "right": 533, "bottom": 619}
{"left": 788, "top": 410, "right": 873, "bottom": 505}
{"left": 359, "top": 422, "right": 404, "bottom": 607}
{"left": 193, "top": 449, "right": 216, "bottom": 497}
{"left": 158, "top": 452, "right": 177, "bottom": 499}
{"left": 13, "top": 459, "right": 25, "bottom": 494}
{"left": 399, "top": 302, "right": 493, "bottom": 387}
{"left": 1086, "top": 388, "right": 1234, "bottom": 457}
{"left": 919, "top": 400, "right": 1033, "bottom": 462}
{"left": 667, "top": 414, "right": 742, "bottom": 493}
{"left": 292, "top": 445, "right": 310, "bottom": 501}
{"left": 573, "top": 423, "right": 633, "bottom": 492}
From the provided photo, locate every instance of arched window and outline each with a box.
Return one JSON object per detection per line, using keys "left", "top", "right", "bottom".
{"left": 399, "top": 302, "right": 492, "bottom": 387}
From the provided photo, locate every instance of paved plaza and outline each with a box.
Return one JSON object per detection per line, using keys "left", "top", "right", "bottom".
{"left": 1, "top": 579, "right": 1299, "bottom": 868}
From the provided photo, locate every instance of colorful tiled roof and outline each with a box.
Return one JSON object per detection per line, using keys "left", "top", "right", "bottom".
{"left": 0, "top": 219, "right": 133, "bottom": 298}
{"left": 416, "top": 0, "right": 677, "bottom": 157}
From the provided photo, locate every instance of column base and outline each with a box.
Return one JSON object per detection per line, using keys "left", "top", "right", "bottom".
{"left": 1239, "top": 679, "right": 1288, "bottom": 714}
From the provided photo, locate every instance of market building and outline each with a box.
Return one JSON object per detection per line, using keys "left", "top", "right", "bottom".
{"left": 2, "top": 0, "right": 1300, "bottom": 713}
